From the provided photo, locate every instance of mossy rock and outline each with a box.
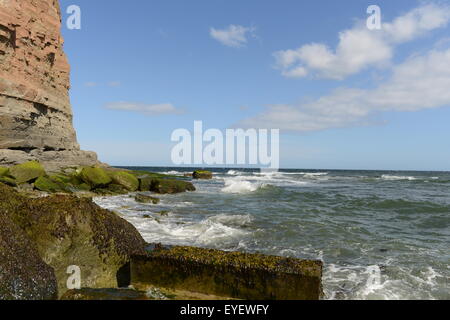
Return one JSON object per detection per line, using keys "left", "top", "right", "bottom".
{"left": 79, "top": 167, "right": 112, "bottom": 187}
{"left": 75, "top": 183, "right": 91, "bottom": 192}
{"left": 0, "top": 183, "right": 147, "bottom": 297}
{"left": 34, "top": 176, "right": 67, "bottom": 193}
{"left": 49, "top": 174, "right": 73, "bottom": 184}
{"left": 9, "top": 161, "right": 45, "bottom": 184}
{"left": 149, "top": 179, "right": 196, "bottom": 194}
{"left": 110, "top": 171, "right": 139, "bottom": 191}
{"left": 0, "top": 185, "right": 58, "bottom": 300}
{"left": 135, "top": 194, "right": 160, "bottom": 204}
{"left": 0, "top": 176, "right": 17, "bottom": 187}
{"left": 0, "top": 167, "right": 9, "bottom": 177}
{"left": 107, "top": 183, "right": 129, "bottom": 194}
{"left": 61, "top": 288, "right": 150, "bottom": 300}
{"left": 193, "top": 170, "right": 213, "bottom": 180}
{"left": 139, "top": 177, "right": 153, "bottom": 191}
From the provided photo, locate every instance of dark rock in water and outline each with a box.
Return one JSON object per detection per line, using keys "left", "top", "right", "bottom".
{"left": 139, "top": 177, "right": 153, "bottom": 191}
{"left": 0, "top": 184, "right": 57, "bottom": 300}
{"left": 135, "top": 194, "right": 160, "bottom": 204}
{"left": 131, "top": 245, "right": 323, "bottom": 300}
{"left": 149, "top": 179, "right": 196, "bottom": 194}
{"left": 193, "top": 170, "right": 213, "bottom": 180}
{"left": 61, "top": 288, "right": 149, "bottom": 300}
{"left": 379, "top": 248, "right": 389, "bottom": 253}
{"left": 0, "top": 183, "right": 147, "bottom": 297}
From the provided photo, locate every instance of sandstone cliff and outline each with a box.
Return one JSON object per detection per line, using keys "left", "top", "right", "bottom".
{"left": 0, "top": 0, "right": 97, "bottom": 171}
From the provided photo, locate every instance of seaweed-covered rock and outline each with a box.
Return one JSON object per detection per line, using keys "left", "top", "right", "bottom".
{"left": 0, "top": 176, "right": 17, "bottom": 187}
{"left": 135, "top": 194, "right": 160, "bottom": 204}
{"left": 109, "top": 171, "right": 139, "bottom": 191}
{"left": 131, "top": 245, "right": 323, "bottom": 300}
{"left": 0, "top": 185, "right": 57, "bottom": 300}
{"left": 149, "top": 179, "right": 196, "bottom": 194}
{"left": 139, "top": 177, "right": 153, "bottom": 191}
{"left": 0, "top": 167, "right": 9, "bottom": 177}
{"left": 79, "top": 167, "right": 112, "bottom": 188}
{"left": 193, "top": 170, "right": 213, "bottom": 180}
{"left": 61, "top": 288, "right": 150, "bottom": 300}
{"left": 107, "top": 184, "right": 129, "bottom": 194}
{"left": 0, "top": 183, "right": 147, "bottom": 297}
{"left": 9, "top": 161, "right": 45, "bottom": 184}
{"left": 34, "top": 176, "right": 66, "bottom": 193}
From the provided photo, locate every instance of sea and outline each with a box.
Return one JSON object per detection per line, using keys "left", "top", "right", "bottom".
{"left": 94, "top": 167, "right": 449, "bottom": 300}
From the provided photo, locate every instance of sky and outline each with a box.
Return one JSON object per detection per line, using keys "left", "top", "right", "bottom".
{"left": 60, "top": 0, "right": 450, "bottom": 170}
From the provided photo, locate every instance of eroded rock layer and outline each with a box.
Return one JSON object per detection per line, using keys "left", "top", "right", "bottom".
{"left": 0, "top": 0, "right": 97, "bottom": 170}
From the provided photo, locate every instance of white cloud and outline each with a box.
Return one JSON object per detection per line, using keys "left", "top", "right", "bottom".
{"left": 210, "top": 25, "right": 255, "bottom": 47}
{"left": 84, "top": 82, "right": 97, "bottom": 87}
{"left": 240, "top": 48, "right": 450, "bottom": 132}
{"left": 108, "top": 81, "right": 121, "bottom": 87}
{"left": 104, "top": 102, "right": 184, "bottom": 116}
{"left": 275, "top": 4, "right": 450, "bottom": 80}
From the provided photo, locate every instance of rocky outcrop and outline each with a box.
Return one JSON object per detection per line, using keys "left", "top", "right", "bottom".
{"left": 0, "top": 0, "right": 97, "bottom": 171}
{"left": 0, "top": 183, "right": 147, "bottom": 298}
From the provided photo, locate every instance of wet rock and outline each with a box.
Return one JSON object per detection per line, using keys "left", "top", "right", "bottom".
{"left": 61, "top": 288, "right": 149, "bottom": 300}
{"left": 135, "top": 194, "right": 160, "bottom": 204}
{"left": 149, "top": 179, "right": 196, "bottom": 194}
{"left": 193, "top": 170, "right": 213, "bottom": 180}
{"left": 131, "top": 245, "right": 323, "bottom": 300}
{"left": 0, "top": 183, "right": 147, "bottom": 297}
{"left": 0, "top": 184, "right": 58, "bottom": 300}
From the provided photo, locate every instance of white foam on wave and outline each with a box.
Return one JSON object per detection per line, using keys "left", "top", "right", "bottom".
{"left": 221, "top": 177, "right": 267, "bottom": 193}
{"left": 381, "top": 175, "right": 417, "bottom": 181}
{"left": 227, "top": 170, "right": 242, "bottom": 176}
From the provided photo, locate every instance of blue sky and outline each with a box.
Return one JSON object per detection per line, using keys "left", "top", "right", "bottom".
{"left": 60, "top": 0, "right": 450, "bottom": 170}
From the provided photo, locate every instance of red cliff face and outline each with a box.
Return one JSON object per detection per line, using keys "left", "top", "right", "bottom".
{"left": 0, "top": 0, "right": 97, "bottom": 170}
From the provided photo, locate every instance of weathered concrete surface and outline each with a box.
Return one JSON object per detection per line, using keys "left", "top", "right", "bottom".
{"left": 0, "top": 0, "right": 97, "bottom": 170}
{"left": 131, "top": 245, "right": 323, "bottom": 300}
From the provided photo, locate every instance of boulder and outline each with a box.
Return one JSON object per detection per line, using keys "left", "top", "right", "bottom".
{"left": 131, "top": 246, "right": 323, "bottom": 300}
{"left": 0, "top": 167, "right": 9, "bottom": 177}
{"left": 79, "top": 167, "right": 112, "bottom": 188}
{"left": 149, "top": 179, "right": 196, "bottom": 194}
{"left": 193, "top": 170, "right": 213, "bottom": 180}
{"left": 9, "top": 161, "right": 45, "bottom": 184}
{"left": 34, "top": 176, "right": 67, "bottom": 193}
{"left": 0, "top": 176, "right": 17, "bottom": 187}
{"left": 0, "top": 184, "right": 58, "bottom": 300}
{"left": 139, "top": 177, "right": 153, "bottom": 191}
{"left": 109, "top": 171, "right": 139, "bottom": 191}
{"left": 135, "top": 194, "right": 160, "bottom": 204}
{"left": 0, "top": 183, "right": 147, "bottom": 297}
{"left": 61, "top": 288, "right": 150, "bottom": 300}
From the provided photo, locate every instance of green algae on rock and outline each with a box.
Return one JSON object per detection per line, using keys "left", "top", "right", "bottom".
{"left": 109, "top": 171, "right": 139, "bottom": 191}
{"left": 131, "top": 245, "right": 323, "bottom": 300}
{"left": 193, "top": 170, "right": 213, "bottom": 180}
{"left": 9, "top": 160, "right": 45, "bottom": 184}
{"left": 0, "top": 182, "right": 147, "bottom": 297}
{"left": 79, "top": 166, "right": 112, "bottom": 187}
{"left": 61, "top": 288, "right": 150, "bottom": 300}
{"left": 0, "top": 184, "right": 58, "bottom": 300}
{"left": 135, "top": 194, "right": 160, "bottom": 204}
{"left": 0, "top": 167, "right": 9, "bottom": 177}
{"left": 149, "top": 179, "right": 196, "bottom": 194}
{"left": 34, "top": 176, "right": 67, "bottom": 193}
{"left": 0, "top": 176, "right": 17, "bottom": 187}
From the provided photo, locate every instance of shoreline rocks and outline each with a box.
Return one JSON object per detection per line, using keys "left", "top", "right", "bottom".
{"left": 193, "top": 170, "right": 213, "bottom": 180}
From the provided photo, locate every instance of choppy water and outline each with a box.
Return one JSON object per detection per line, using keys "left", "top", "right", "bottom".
{"left": 94, "top": 167, "right": 450, "bottom": 300}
